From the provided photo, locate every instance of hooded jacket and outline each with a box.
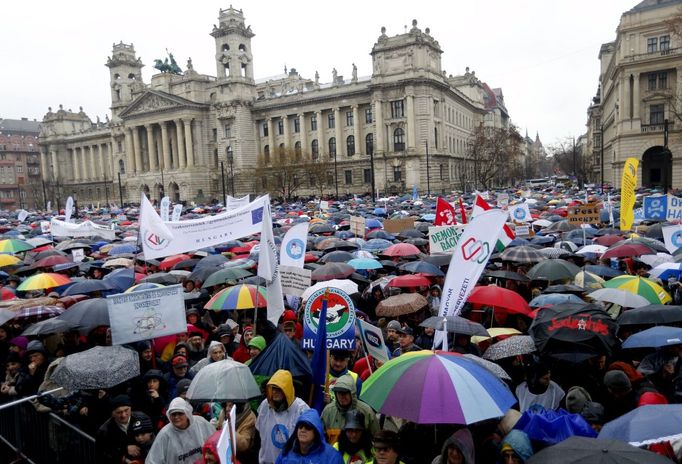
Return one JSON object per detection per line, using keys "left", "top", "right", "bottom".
{"left": 275, "top": 409, "right": 344, "bottom": 464}
{"left": 256, "top": 370, "right": 310, "bottom": 464}
{"left": 430, "top": 428, "right": 475, "bottom": 464}
{"left": 146, "top": 397, "right": 215, "bottom": 464}
{"left": 189, "top": 341, "right": 229, "bottom": 376}
{"left": 321, "top": 374, "right": 380, "bottom": 445}
{"left": 501, "top": 430, "right": 534, "bottom": 462}
{"left": 194, "top": 430, "right": 221, "bottom": 464}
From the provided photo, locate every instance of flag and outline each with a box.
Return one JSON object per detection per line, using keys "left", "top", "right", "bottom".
{"left": 65, "top": 196, "right": 74, "bottom": 222}
{"left": 459, "top": 197, "right": 468, "bottom": 224}
{"left": 620, "top": 157, "right": 639, "bottom": 231}
{"left": 412, "top": 184, "right": 418, "bottom": 200}
{"left": 508, "top": 203, "right": 532, "bottom": 223}
{"left": 216, "top": 404, "right": 236, "bottom": 463}
{"left": 435, "top": 209, "right": 509, "bottom": 349}
{"left": 472, "top": 195, "right": 515, "bottom": 250}
{"left": 160, "top": 196, "right": 171, "bottom": 222}
{"left": 435, "top": 197, "right": 457, "bottom": 226}
{"left": 171, "top": 204, "right": 182, "bottom": 222}
{"left": 280, "top": 222, "right": 309, "bottom": 268}
{"left": 662, "top": 225, "right": 682, "bottom": 253}
{"left": 258, "top": 203, "right": 285, "bottom": 324}
{"left": 139, "top": 193, "right": 174, "bottom": 259}
{"left": 311, "top": 291, "right": 328, "bottom": 414}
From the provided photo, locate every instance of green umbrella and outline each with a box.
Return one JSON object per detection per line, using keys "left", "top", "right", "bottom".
{"left": 526, "top": 259, "right": 581, "bottom": 282}
{"left": 201, "top": 268, "right": 253, "bottom": 288}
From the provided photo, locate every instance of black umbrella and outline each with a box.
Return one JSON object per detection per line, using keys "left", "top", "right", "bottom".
{"left": 584, "top": 265, "right": 624, "bottom": 278}
{"left": 618, "top": 304, "right": 682, "bottom": 326}
{"left": 188, "top": 266, "right": 222, "bottom": 282}
{"left": 421, "top": 254, "right": 451, "bottom": 267}
{"left": 140, "top": 272, "right": 181, "bottom": 285}
{"left": 56, "top": 298, "right": 109, "bottom": 329}
{"left": 398, "top": 229, "right": 425, "bottom": 239}
{"left": 366, "top": 230, "right": 395, "bottom": 240}
{"left": 311, "top": 263, "right": 354, "bottom": 281}
{"left": 319, "top": 250, "right": 354, "bottom": 263}
{"left": 309, "top": 223, "right": 335, "bottom": 234}
{"left": 542, "top": 284, "right": 585, "bottom": 294}
{"left": 404, "top": 238, "right": 429, "bottom": 247}
{"left": 194, "top": 254, "right": 229, "bottom": 270}
{"left": 61, "top": 279, "right": 114, "bottom": 296}
{"left": 420, "top": 316, "right": 488, "bottom": 336}
{"left": 172, "top": 258, "right": 200, "bottom": 270}
{"left": 527, "top": 436, "right": 673, "bottom": 464}
{"left": 500, "top": 246, "right": 544, "bottom": 263}
{"left": 398, "top": 261, "right": 444, "bottom": 276}
{"left": 485, "top": 270, "right": 530, "bottom": 282}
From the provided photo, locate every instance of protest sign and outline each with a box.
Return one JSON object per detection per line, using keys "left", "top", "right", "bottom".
{"left": 357, "top": 319, "right": 389, "bottom": 364}
{"left": 350, "top": 216, "right": 366, "bottom": 238}
{"left": 567, "top": 203, "right": 601, "bottom": 224}
{"left": 302, "top": 287, "right": 356, "bottom": 350}
{"left": 50, "top": 219, "right": 116, "bottom": 240}
{"left": 71, "top": 249, "right": 85, "bottom": 263}
{"left": 620, "top": 157, "right": 638, "bottom": 231}
{"left": 508, "top": 203, "right": 531, "bottom": 222}
{"left": 383, "top": 217, "right": 415, "bottom": 234}
{"left": 226, "top": 194, "right": 250, "bottom": 210}
{"left": 428, "top": 225, "right": 465, "bottom": 254}
{"left": 171, "top": 204, "right": 182, "bottom": 222}
{"left": 497, "top": 192, "right": 509, "bottom": 209}
{"left": 107, "top": 284, "right": 186, "bottom": 345}
{"left": 663, "top": 225, "right": 682, "bottom": 253}
{"left": 514, "top": 225, "right": 531, "bottom": 237}
{"left": 668, "top": 195, "right": 682, "bottom": 221}
{"left": 643, "top": 195, "right": 668, "bottom": 220}
{"left": 40, "top": 221, "right": 51, "bottom": 234}
{"left": 217, "top": 404, "right": 237, "bottom": 463}
{"left": 279, "top": 265, "right": 312, "bottom": 297}
{"left": 280, "top": 223, "right": 309, "bottom": 268}
{"left": 160, "top": 197, "right": 170, "bottom": 222}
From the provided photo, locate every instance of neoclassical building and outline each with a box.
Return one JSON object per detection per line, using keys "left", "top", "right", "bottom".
{"left": 586, "top": 0, "right": 682, "bottom": 189}
{"left": 39, "top": 7, "right": 512, "bottom": 206}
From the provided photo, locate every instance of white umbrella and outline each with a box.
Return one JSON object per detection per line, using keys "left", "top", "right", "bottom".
{"left": 532, "top": 219, "right": 553, "bottom": 228}
{"left": 301, "top": 279, "right": 359, "bottom": 301}
{"left": 186, "top": 359, "right": 260, "bottom": 402}
{"left": 639, "top": 253, "right": 674, "bottom": 269}
{"left": 576, "top": 244, "right": 608, "bottom": 255}
{"left": 554, "top": 241, "right": 579, "bottom": 252}
{"left": 589, "top": 288, "right": 650, "bottom": 308}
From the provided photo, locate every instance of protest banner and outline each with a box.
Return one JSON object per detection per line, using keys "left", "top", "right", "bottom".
{"left": 279, "top": 265, "right": 312, "bottom": 297}
{"left": 514, "top": 225, "right": 531, "bottom": 237}
{"left": 668, "top": 195, "right": 682, "bottom": 222}
{"left": 71, "top": 249, "right": 85, "bottom": 263}
{"left": 428, "top": 225, "right": 465, "bottom": 254}
{"left": 643, "top": 195, "right": 668, "bottom": 220}
{"left": 65, "top": 196, "right": 74, "bottom": 222}
{"left": 226, "top": 194, "right": 250, "bottom": 210}
{"left": 508, "top": 203, "right": 531, "bottom": 222}
{"left": 357, "top": 319, "right": 389, "bottom": 364}
{"left": 497, "top": 192, "right": 509, "bottom": 209}
{"left": 663, "top": 225, "right": 682, "bottom": 253}
{"left": 620, "top": 157, "right": 638, "bottom": 231}
{"left": 302, "top": 287, "right": 356, "bottom": 350}
{"left": 50, "top": 219, "right": 116, "bottom": 240}
{"left": 40, "top": 221, "right": 51, "bottom": 234}
{"left": 107, "top": 284, "right": 186, "bottom": 345}
{"left": 350, "top": 216, "right": 366, "bottom": 238}
{"left": 171, "top": 204, "right": 183, "bottom": 222}
{"left": 435, "top": 198, "right": 457, "bottom": 225}
{"left": 280, "top": 223, "right": 309, "bottom": 268}
{"left": 383, "top": 217, "right": 415, "bottom": 234}
{"left": 567, "top": 203, "right": 601, "bottom": 224}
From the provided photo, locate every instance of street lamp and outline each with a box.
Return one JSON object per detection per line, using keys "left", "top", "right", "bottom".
{"left": 227, "top": 147, "right": 235, "bottom": 196}
{"left": 117, "top": 172, "right": 124, "bottom": 207}
{"left": 333, "top": 151, "right": 339, "bottom": 198}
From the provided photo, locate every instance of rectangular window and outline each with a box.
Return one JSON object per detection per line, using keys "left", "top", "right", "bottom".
{"left": 294, "top": 117, "right": 300, "bottom": 133}
{"left": 344, "top": 170, "right": 352, "bottom": 185}
{"left": 660, "top": 35, "right": 670, "bottom": 52}
{"left": 117, "top": 141, "right": 123, "bottom": 153}
{"left": 393, "top": 165, "right": 402, "bottom": 182}
{"left": 659, "top": 72, "right": 668, "bottom": 89}
{"left": 224, "top": 125, "right": 231, "bottom": 138}
{"left": 391, "top": 100, "right": 404, "bottom": 118}
{"left": 277, "top": 120, "right": 284, "bottom": 135}
{"left": 328, "top": 113, "right": 335, "bottom": 129}
{"left": 262, "top": 123, "right": 268, "bottom": 137}
{"left": 650, "top": 104, "right": 664, "bottom": 124}
{"left": 363, "top": 168, "right": 372, "bottom": 184}
{"left": 346, "top": 111, "right": 353, "bottom": 126}
{"left": 648, "top": 73, "right": 657, "bottom": 91}
{"left": 16, "top": 166, "right": 22, "bottom": 173}
{"left": 311, "top": 114, "right": 317, "bottom": 131}
{"left": 365, "top": 108, "right": 373, "bottom": 124}
{"left": 648, "top": 37, "right": 658, "bottom": 53}
{"left": 212, "top": 128, "right": 218, "bottom": 142}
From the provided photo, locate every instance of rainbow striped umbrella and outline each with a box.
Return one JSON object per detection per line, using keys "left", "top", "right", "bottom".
{"left": 204, "top": 284, "right": 267, "bottom": 310}
{"left": 17, "top": 273, "right": 72, "bottom": 291}
{"left": 604, "top": 275, "right": 671, "bottom": 305}
{"left": 0, "top": 254, "right": 21, "bottom": 267}
{"left": 0, "top": 239, "right": 34, "bottom": 254}
{"left": 360, "top": 350, "right": 515, "bottom": 424}
{"left": 124, "top": 283, "right": 164, "bottom": 293}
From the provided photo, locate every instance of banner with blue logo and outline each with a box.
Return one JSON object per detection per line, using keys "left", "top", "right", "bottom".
{"left": 302, "top": 288, "right": 356, "bottom": 351}
{"left": 663, "top": 225, "right": 682, "bottom": 253}
{"left": 643, "top": 195, "right": 668, "bottom": 220}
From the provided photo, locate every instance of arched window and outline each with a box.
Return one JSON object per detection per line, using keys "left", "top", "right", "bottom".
{"left": 393, "top": 128, "right": 405, "bottom": 151}
{"left": 329, "top": 137, "right": 336, "bottom": 157}
{"left": 239, "top": 44, "right": 247, "bottom": 52}
{"left": 294, "top": 141, "right": 302, "bottom": 158}
{"left": 346, "top": 135, "right": 355, "bottom": 156}
{"left": 118, "top": 159, "right": 125, "bottom": 174}
{"left": 365, "top": 133, "right": 373, "bottom": 156}
{"left": 128, "top": 73, "right": 136, "bottom": 80}
{"left": 263, "top": 145, "right": 270, "bottom": 164}
{"left": 222, "top": 44, "right": 229, "bottom": 52}
{"left": 113, "top": 73, "right": 121, "bottom": 80}
{"left": 311, "top": 140, "right": 319, "bottom": 160}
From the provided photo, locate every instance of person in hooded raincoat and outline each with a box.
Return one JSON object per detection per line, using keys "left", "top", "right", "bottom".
{"left": 275, "top": 409, "right": 344, "bottom": 464}
{"left": 146, "top": 397, "right": 215, "bottom": 464}
{"left": 321, "top": 373, "right": 380, "bottom": 445}
{"left": 499, "top": 430, "right": 534, "bottom": 463}
{"left": 430, "top": 428, "right": 475, "bottom": 464}
{"left": 256, "top": 369, "right": 310, "bottom": 464}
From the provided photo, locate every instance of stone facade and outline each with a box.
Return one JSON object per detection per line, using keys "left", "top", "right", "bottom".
{"left": 39, "top": 7, "right": 513, "bottom": 206}
{"left": 0, "top": 118, "right": 42, "bottom": 210}
{"left": 587, "top": 0, "right": 682, "bottom": 189}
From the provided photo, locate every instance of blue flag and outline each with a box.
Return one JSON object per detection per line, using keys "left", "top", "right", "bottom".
{"left": 311, "top": 294, "right": 328, "bottom": 414}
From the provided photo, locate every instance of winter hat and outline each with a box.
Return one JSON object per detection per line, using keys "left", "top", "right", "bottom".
{"left": 372, "top": 430, "right": 400, "bottom": 450}
{"left": 242, "top": 325, "right": 254, "bottom": 335}
{"left": 9, "top": 336, "right": 29, "bottom": 351}
{"left": 25, "top": 340, "right": 47, "bottom": 356}
{"left": 565, "top": 386, "right": 592, "bottom": 414}
{"left": 176, "top": 378, "right": 192, "bottom": 395}
{"left": 143, "top": 369, "right": 164, "bottom": 381}
{"left": 109, "top": 394, "right": 132, "bottom": 411}
{"left": 247, "top": 335, "right": 266, "bottom": 351}
{"left": 580, "top": 401, "right": 605, "bottom": 425}
{"left": 387, "top": 320, "right": 402, "bottom": 331}
{"left": 171, "top": 355, "right": 188, "bottom": 368}
{"left": 130, "top": 414, "right": 153, "bottom": 435}
{"left": 281, "top": 309, "right": 297, "bottom": 322}
{"left": 638, "top": 391, "right": 669, "bottom": 406}
{"left": 604, "top": 370, "right": 631, "bottom": 391}
{"left": 134, "top": 340, "right": 152, "bottom": 353}
{"left": 396, "top": 326, "right": 414, "bottom": 336}
{"left": 344, "top": 410, "right": 366, "bottom": 430}
{"left": 216, "top": 324, "right": 233, "bottom": 338}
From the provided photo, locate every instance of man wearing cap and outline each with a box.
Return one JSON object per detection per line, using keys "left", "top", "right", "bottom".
{"left": 602, "top": 370, "right": 638, "bottom": 421}
{"left": 385, "top": 320, "right": 401, "bottom": 354}
{"left": 163, "top": 355, "right": 194, "bottom": 398}
{"left": 327, "top": 350, "right": 363, "bottom": 402}
{"left": 322, "top": 373, "right": 380, "bottom": 445}
{"left": 95, "top": 395, "right": 145, "bottom": 464}
{"left": 216, "top": 323, "right": 239, "bottom": 357}
{"left": 186, "top": 331, "right": 207, "bottom": 365}
{"left": 147, "top": 397, "right": 215, "bottom": 464}
{"left": 367, "top": 430, "right": 406, "bottom": 464}
{"left": 391, "top": 326, "right": 421, "bottom": 358}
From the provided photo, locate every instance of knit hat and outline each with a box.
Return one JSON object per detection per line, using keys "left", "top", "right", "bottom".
{"left": 387, "top": 320, "right": 402, "bottom": 331}
{"left": 580, "top": 401, "right": 605, "bottom": 425}
{"left": 281, "top": 309, "right": 297, "bottom": 322}
{"left": 604, "top": 370, "right": 631, "bottom": 391}
{"left": 9, "top": 336, "right": 29, "bottom": 351}
{"left": 247, "top": 335, "right": 266, "bottom": 351}
{"left": 638, "top": 391, "right": 669, "bottom": 406}
{"left": 171, "top": 355, "right": 188, "bottom": 368}
{"left": 130, "top": 414, "right": 153, "bottom": 435}
{"left": 242, "top": 325, "right": 254, "bottom": 335}
{"left": 176, "top": 378, "right": 192, "bottom": 395}
{"left": 565, "top": 386, "right": 592, "bottom": 414}
{"left": 25, "top": 340, "right": 47, "bottom": 356}
{"left": 109, "top": 394, "right": 132, "bottom": 411}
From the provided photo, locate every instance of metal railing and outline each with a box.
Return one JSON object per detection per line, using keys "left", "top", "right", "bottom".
{"left": 0, "top": 402, "right": 95, "bottom": 464}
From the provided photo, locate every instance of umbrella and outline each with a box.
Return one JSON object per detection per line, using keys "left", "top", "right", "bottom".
{"left": 362, "top": 238, "right": 393, "bottom": 252}
{"left": 376, "top": 293, "right": 429, "bottom": 317}
{"left": 526, "top": 259, "right": 581, "bottom": 281}
{"left": 598, "top": 404, "right": 682, "bottom": 446}
{"left": 467, "top": 285, "right": 532, "bottom": 316}
{"left": 311, "top": 262, "right": 354, "bottom": 281}
{"left": 461, "top": 354, "right": 511, "bottom": 381}
{"left": 0, "top": 308, "right": 15, "bottom": 326}
{"left": 0, "top": 239, "right": 34, "bottom": 253}
{"left": 61, "top": 279, "right": 115, "bottom": 296}
{"left": 249, "top": 333, "right": 312, "bottom": 379}
{"left": 347, "top": 258, "right": 383, "bottom": 270}
{"left": 638, "top": 253, "right": 674, "bottom": 269}
{"left": 602, "top": 243, "right": 656, "bottom": 260}
{"left": 618, "top": 304, "right": 682, "bottom": 326}
{"left": 387, "top": 274, "right": 431, "bottom": 288}
{"left": 0, "top": 287, "right": 17, "bottom": 301}
{"left": 158, "top": 254, "right": 192, "bottom": 271}
{"left": 56, "top": 298, "right": 109, "bottom": 328}
{"left": 359, "top": 351, "right": 516, "bottom": 424}
{"left": 526, "top": 436, "right": 673, "bottom": 464}
{"left": 482, "top": 335, "right": 536, "bottom": 360}
{"left": 309, "top": 223, "right": 335, "bottom": 234}
{"left": 103, "top": 258, "right": 134, "bottom": 268}
{"left": 0, "top": 254, "right": 20, "bottom": 267}
{"left": 319, "top": 250, "right": 354, "bottom": 263}
{"left": 13, "top": 305, "right": 64, "bottom": 320}
{"left": 499, "top": 246, "right": 544, "bottom": 263}
{"left": 172, "top": 259, "right": 200, "bottom": 270}
{"left": 419, "top": 316, "right": 488, "bottom": 336}
{"left": 398, "top": 261, "right": 444, "bottom": 276}
{"left": 574, "top": 271, "right": 605, "bottom": 290}
{"left": 576, "top": 244, "right": 608, "bottom": 255}
{"left": 318, "top": 238, "right": 357, "bottom": 252}
{"left": 530, "top": 303, "right": 619, "bottom": 361}
{"left": 103, "top": 267, "right": 136, "bottom": 291}
{"left": 188, "top": 266, "right": 221, "bottom": 282}
{"left": 366, "top": 230, "right": 395, "bottom": 240}
{"left": 604, "top": 275, "right": 671, "bottom": 305}
{"left": 17, "top": 273, "right": 72, "bottom": 291}
{"left": 544, "top": 220, "right": 577, "bottom": 233}
{"left": 543, "top": 284, "right": 585, "bottom": 294}
{"left": 594, "top": 235, "right": 625, "bottom": 247}
{"left": 649, "top": 262, "right": 682, "bottom": 280}
{"left": 622, "top": 326, "right": 682, "bottom": 349}
{"left": 204, "top": 284, "right": 267, "bottom": 310}
{"left": 529, "top": 293, "right": 585, "bottom": 307}
{"left": 22, "top": 318, "right": 73, "bottom": 336}
{"left": 125, "top": 282, "right": 164, "bottom": 293}
{"left": 194, "top": 254, "right": 229, "bottom": 270}
{"left": 382, "top": 243, "right": 421, "bottom": 257}
{"left": 583, "top": 265, "right": 623, "bottom": 278}
{"left": 51, "top": 345, "right": 140, "bottom": 390}
{"left": 515, "top": 408, "right": 597, "bottom": 446}
{"left": 591, "top": 285, "right": 652, "bottom": 307}
{"left": 485, "top": 270, "right": 530, "bottom": 282}
{"left": 186, "top": 359, "right": 261, "bottom": 402}
{"left": 108, "top": 244, "right": 139, "bottom": 255}
{"left": 140, "top": 272, "right": 181, "bottom": 285}
{"left": 301, "top": 279, "right": 359, "bottom": 301}
{"left": 201, "top": 268, "right": 253, "bottom": 288}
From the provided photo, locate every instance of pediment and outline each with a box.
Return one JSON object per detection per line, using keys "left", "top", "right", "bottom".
{"left": 119, "top": 90, "right": 207, "bottom": 118}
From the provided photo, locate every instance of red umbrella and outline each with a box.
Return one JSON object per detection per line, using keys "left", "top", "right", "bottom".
{"left": 467, "top": 285, "right": 533, "bottom": 316}
{"left": 602, "top": 243, "right": 656, "bottom": 260}
{"left": 159, "top": 254, "right": 192, "bottom": 271}
{"left": 388, "top": 274, "right": 431, "bottom": 288}
{"left": 594, "top": 235, "right": 625, "bottom": 247}
{"left": 383, "top": 243, "right": 421, "bottom": 257}
{"left": 1, "top": 288, "right": 16, "bottom": 301}
{"left": 33, "top": 255, "right": 72, "bottom": 268}
{"left": 304, "top": 253, "right": 318, "bottom": 263}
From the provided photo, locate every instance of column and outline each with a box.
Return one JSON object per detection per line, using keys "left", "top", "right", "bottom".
{"left": 125, "top": 128, "right": 135, "bottom": 174}
{"left": 334, "top": 107, "right": 342, "bottom": 156}
{"left": 79, "top": 147, "right": 87, "bottom": 180}
{"left": 184, "top": 119, "right": 194, "bottom": 167}
{"left": 299, "top": 113, "right": 308, "bottom": 158}
{"left": 132, "top": 126, "right": 143, "bottom": 174}
{"left": 283, "top": 115, "right": 291, "bottom": 152}
{"left": 406, "top": 94, "right": 416, "bottom": 150}
{"left": 98, "top": 144, "right": 105, "bottom": 179}
{"left": 267, "top": 118, "right": 275, "bottom": 157}
{"left": 51, "top": 151, "right": 59, "bottom": 179}
{"left": 40, "top": 150, "right": 49, "bottom": 181}
{"left": 169, "top": 125, "right": 177, "bottom": 169}
{"left": 89, "top": 146, "right": 97, "bottom": 179}
{"left": 632, "top": 72, "right": 640, "bottom": 120}
{"left": 316, "top": 110, "right": 324, "bottom": 157}
{"left": 353, "top": 105, "right": 361, "bottom": 154}
{"left": 161, "top": 121, "right": 171, "bottom": 171}
{"left": 374, "top": 100, "right": 384, "bottom": 154}
{"left": 108, "top": 142, "right": 114, "bottom": 178}
{"left": 175, "top": 119, "right": 186, "bottom": 169}
{"left": 146, "top": 124, "right": 157, "bottom": 172}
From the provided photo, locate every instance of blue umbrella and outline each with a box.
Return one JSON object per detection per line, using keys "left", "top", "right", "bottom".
{"left": 335, "top": 231, "right": 355, "bottom": 240}
{"left": 348, "top": 258, "right": 383, "bottom": 270}
{"left": 366, "top": 218, "right": 383, "bottom": 229}
{"left": 90, "top": 241, "right": 109, "bottom": 252}
{"left": 598, "top": 404, "right": 682, "bottom": 446}
{"left": 373, "top": 208, "right": 387, "bottom": 217}
{"left": 622, "top": 326, "right": 682, "bottom": 349}
{"left": 530, "top": 293, "right": 584, "bottom": 307}
{"left": 508, "top": 238, "right": 531, "bottom": 248}
{"left": 363, "top": 238, "right": 393, "bottom": 252}
{"left": 421, "top": 213, "right": 436, "bottom": 222}
{"left": 367, "top": 230, "right": 395, "bottom": 240}
{"left": 103, "top": 267, "right": 135, "bottom": 291}
{"left": 194, "top": 254, "right": 228, "bottom": 270}
{"left": 61, "top": 279, "right": 115, "bottom": 296}
{"left": 398, "top": 261, "right": 445, "bottom": 277}
{"left": 584, "top": 265, "right": 624, "bottom": 278}
{"left": 109, "top": 244, "right": 138, "bottom": 255}
{"left": 515, "top": 408, "right": 596, "bottom": 446}
{"left": 531, "top": 235, "right": 555, "bottom": 245}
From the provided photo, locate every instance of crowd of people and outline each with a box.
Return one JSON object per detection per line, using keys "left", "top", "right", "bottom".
{"left": 0, "top": 186, "right": 681, "bottom": 463}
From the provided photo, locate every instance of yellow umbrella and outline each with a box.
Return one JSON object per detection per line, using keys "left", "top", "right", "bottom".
{"left": 472, "top": 327, "right": 521, "bottom": 344}
{"left": 0, "top": 254, "right": 21, "bottom": 267}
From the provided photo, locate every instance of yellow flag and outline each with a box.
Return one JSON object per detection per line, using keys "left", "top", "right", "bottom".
{"left": 620, "top": 157, "right": 639, "bottom": 231}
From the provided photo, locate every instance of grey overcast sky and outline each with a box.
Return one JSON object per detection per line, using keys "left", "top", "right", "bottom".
{"left": 2, "top": 0, "right": 632, "bottom": 145}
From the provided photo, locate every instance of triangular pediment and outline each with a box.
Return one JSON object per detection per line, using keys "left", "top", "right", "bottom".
{"left": 119, "top": 90, "right": 207, "bottom": 118}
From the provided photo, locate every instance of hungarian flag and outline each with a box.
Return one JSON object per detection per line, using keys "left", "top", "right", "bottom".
{"left": 435, "top": 198, "right": 457, "bottom": 226}
{"left": 472, "top": 195, "right": 515, "bottom": 251}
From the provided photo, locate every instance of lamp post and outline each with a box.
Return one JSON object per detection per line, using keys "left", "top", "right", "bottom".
{"left": 425, "top": 141, "right": 431, "bottom": 197}
{"left": 117, "top": 172, "right": 124, "bottom": 207}
{"left": 663, "top": 119, "right": 671, "bottom": 194}
{"left": 41, "top": 179, "right": 48, "bottom": 210}
{"left": 228, "top": 152, "right": 235, "bottom": 196}
{"left": 333, "top": 152, "right": 339, "bottom": 198}
{"left": 220, "top": 161, "right": 226, "bottom": 203}
{"left": 160, "top": 168, "right": 165, "bottom": 202}
{"left": 369, "top": 144, "right": 376, "bottom": 201}
{"left": 103, "top": 174, "right": 110, "bottom": 208}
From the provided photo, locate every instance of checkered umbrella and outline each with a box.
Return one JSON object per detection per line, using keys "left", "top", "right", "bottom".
{"left": 482, "top": 335, "right": 536, "bottom": 361}
{"left": 500, "top": 246, "right": 544, "bottom": 263}
{"left": 539, "top": 248, "right": 572, "bottom": 259}
{"left": 13, "top": 305, "right": 64, "bottom": 320}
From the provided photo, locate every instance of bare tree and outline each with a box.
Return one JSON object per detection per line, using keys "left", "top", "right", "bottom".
{"left": 466, "top": 124, "right": 523, "bottom": 189}
{"left": 548, "top": 137, "right": 590, "bottom": 186}
{"left": 256, "top": 148, "right": 333, "bottom": 201}
{"left": 306, "top": 157, "right": 334, "bottom": 199}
